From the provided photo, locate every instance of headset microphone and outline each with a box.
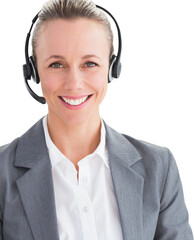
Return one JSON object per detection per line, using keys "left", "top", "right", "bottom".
{"left": 23, "top": 5, "right": 122, "bottom": 104}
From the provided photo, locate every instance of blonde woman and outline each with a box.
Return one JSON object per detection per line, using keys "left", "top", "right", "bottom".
{"left": 0, "top": 0, "right": 193, "bottom": 239}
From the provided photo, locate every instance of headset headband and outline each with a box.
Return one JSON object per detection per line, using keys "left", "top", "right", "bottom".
{"left": 23, "top": 4, "right": 122, "bottom": 104}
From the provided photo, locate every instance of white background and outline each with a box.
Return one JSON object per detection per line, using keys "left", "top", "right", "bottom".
{"left": 0, "top": 0, "right": 193, "bottom": 231}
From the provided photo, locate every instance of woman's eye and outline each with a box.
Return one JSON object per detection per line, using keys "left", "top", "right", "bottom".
{"left": 49, "top": 62, "right": 63, "bottom": 68}
{"left": 85, "top": 62, "right": 97, "bottom": 68}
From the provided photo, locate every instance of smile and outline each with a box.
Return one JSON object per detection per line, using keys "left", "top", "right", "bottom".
{"left": 59, "top": 94, "right": 92, "bottom": 109}
{"left": 61, "top": 96, "right": 89, "bottom": 106}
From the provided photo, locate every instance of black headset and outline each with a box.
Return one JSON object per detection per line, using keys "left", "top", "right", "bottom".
{"left": 23, "top": 5, "right": 122, "bottom": 104}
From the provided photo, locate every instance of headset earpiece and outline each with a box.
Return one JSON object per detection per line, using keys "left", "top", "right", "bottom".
{"left": 108, "top": 55, "right": 116, "bottom": 83}
{"left": 112, "top": 58, "right": 122, "bottom": 79}
{"left": 23, "top": 63, "right": 32, "bottom": 81}
{"left": 29, "top": 56, "right": 40, "bottom": 84}
{"left": 23, "top": 57, "right": 40, "bottom": 84}
{"left": 108, "top": 54, "right": 122, "bottom": 83}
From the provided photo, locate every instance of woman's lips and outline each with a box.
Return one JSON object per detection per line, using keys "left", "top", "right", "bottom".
{"left": 59, "top": 94, "right": 93, "bottom": 109}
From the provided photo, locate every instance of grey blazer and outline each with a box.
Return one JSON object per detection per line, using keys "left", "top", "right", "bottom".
{"left": 0, "top": 119, "right": 193, "bottom": 240}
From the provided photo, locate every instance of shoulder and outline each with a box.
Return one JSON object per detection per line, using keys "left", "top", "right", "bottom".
{"left": 105, "top": 121, "right": 173, "bottom": 167}
{"left": 0, "top": 138, "right": 19, "bottom": 168}
{"left": 123, "top": 133, "right": 172, "bottom": 165}
{"left": 0, "top": 138, "right": 21, "bottom": 190}
{"left": 0, "top": 118, "right": 44, "bottom": 181}
{"left": 123, "top": 133, "right": 176, "bottom": 174}
{"left": 0, "top": 138, "right": 20, "bottom": 210}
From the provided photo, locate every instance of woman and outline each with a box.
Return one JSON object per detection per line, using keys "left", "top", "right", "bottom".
{"left": 0, "top": 0, "right": 193, "bottom": 239}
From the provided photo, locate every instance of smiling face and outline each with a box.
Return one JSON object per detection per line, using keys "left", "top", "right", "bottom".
{"left": 36, "top": 18, "right": 110, "bottom": 127}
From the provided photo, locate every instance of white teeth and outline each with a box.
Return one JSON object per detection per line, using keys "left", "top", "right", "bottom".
{"left": 61, "top": 96, "right": 89, "bottom": 106}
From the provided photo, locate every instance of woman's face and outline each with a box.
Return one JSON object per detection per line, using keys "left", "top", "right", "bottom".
{"left": 36, "top": 18, "right": 110, "bottom": 126}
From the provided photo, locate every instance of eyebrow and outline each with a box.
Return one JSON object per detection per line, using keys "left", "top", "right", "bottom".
{"left": 45, "top": 55, "right": 64, "bottom": 62}
{"left": 82, "top": 54, "right": 101, "bottom": 60}
{"left": 45, "top": 54, "right": 101, "bottom": 62}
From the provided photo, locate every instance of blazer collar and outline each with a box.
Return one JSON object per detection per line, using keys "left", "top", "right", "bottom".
{"left": 104, "top": 122, "right": 142, "bottom": 167}
{"left": 14, "top": 118, "right": 144, "bottom": 240}
{"left": 14, "top": 118, "right": 142, "bottom": 171}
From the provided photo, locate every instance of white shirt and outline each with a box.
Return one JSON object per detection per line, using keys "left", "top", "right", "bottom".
{"left": 42, "top": 116, "right": 123, "bottom": 240}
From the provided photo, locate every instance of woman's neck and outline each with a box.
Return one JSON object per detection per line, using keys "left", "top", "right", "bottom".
{"left": 47, "top": 113, "right": 101, "bottom": 170}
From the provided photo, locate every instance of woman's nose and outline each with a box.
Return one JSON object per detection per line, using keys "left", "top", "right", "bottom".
{"left": 64, "top": 66, "right": 84, "bottom": 90}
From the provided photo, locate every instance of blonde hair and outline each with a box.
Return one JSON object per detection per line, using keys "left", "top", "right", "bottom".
{"left": 32, "top": 0, "right": 114, "bottom": 61}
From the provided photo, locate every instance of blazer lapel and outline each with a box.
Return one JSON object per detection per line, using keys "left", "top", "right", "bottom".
{"left": 105, "top": 123, "right": 144, "bottom": 240}
{"left": 14, "top": 119, "right": 59, "bottom": 240}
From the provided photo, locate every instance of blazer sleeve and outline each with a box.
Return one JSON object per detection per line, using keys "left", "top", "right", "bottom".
{"left": 154, "top": 150, "right": 193, "bottom": 239}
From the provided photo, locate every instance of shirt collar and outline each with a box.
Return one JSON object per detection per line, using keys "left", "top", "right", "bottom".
{"left": 42, "top": 115, "right": 109, "bottom": 169}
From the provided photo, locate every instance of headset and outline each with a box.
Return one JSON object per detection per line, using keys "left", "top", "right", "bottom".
{"left": 23, "top": 5, "right": 122, "bottom": 104}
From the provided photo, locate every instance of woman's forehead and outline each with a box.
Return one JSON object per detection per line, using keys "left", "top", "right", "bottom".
{"left": 36, "top": 18, "right": 110, "bottom": 58}
{"left": 40, "top": 18, "right": 107, "bottom": 41}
